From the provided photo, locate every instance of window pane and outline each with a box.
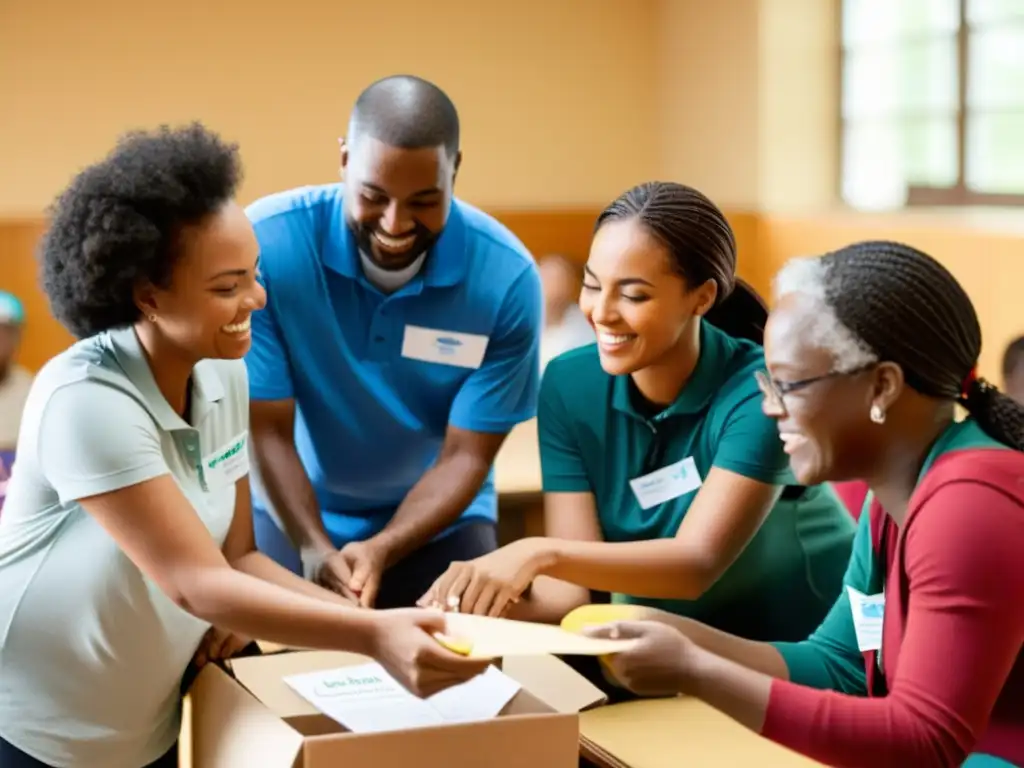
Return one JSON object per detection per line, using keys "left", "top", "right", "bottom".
{"left": 903, "top": 118, "right": 959, "bottom": 186}
{"left": 843, "top": 37, "right": 958, "bottom": 118}
{"left": 843, "top": 0, "right": 959, "bottom": 46}
{"left": 842, "top": 118, "right": 958, "bottom": 210}
{"left": 967, "top": 0, "right": 1024, "bottom": 25}
{"left": 967, "top": 26, "right": 1024, "bottom": 109}
{"left": 966, "top": 111, "right": 1024, "bottom": 193}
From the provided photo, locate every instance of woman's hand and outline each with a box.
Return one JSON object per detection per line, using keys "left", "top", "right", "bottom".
{"left": 193, "top": 626, "right": 253, "bottom": 668}
{"left": 369, "top": 609, "right": 493, "bottom": 698}
{"left": 418, "top": 538, "right": 555, "bottom": 617}
{"left": 583, "top": 620, "right": 698, "bottom": 697}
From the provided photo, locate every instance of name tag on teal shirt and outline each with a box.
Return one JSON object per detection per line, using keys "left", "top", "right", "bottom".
{"left": 629, "top": 457, "right": 702, "bottom": 510}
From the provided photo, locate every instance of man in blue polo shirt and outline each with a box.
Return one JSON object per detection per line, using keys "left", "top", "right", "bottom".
{"left": 245, "top": 74, "right": 543, "bottom": 610}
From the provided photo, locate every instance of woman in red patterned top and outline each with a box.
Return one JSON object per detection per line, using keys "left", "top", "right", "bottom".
{"left": 586, "top": 240, "right": 1024, "bottom": 767}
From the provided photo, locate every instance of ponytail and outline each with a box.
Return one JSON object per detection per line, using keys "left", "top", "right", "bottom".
{"left": 704, "top": 277, "right": 769, "bottom": 345}
{"left": 961, "top": 379, "right": 1024, "bottom": 452}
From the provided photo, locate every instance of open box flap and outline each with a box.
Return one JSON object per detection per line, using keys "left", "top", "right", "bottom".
{"left": 501, "top": 654, "right": 607, "bottom": 713}
{"left": 228, "top": 651, "right": 371, "bottom": 718}
{"left": 189, "top": 664, "right": 304, "bottom": 767}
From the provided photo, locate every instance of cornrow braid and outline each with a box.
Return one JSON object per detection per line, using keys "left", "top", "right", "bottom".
{"left": 596, "top": 181, "right": 768, "bottom": 344}
{"left": 821, "top": 240, "right": 1024, "bottom": 451}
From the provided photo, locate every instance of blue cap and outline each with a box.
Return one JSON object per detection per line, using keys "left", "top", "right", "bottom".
{"left": 0, "top": 292, "right": 25, "bottom": 326}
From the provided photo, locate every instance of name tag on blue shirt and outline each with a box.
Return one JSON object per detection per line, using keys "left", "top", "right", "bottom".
{"left": 401, "top": 325, "right": 489, "bottom": 369}
{"left": 629, "top": 457, "right": 702, "bottom": 510}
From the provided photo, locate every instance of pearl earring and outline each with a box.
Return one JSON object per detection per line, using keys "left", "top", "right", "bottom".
{"left": 870, "top": 404, "right": 886, "bottom": 424}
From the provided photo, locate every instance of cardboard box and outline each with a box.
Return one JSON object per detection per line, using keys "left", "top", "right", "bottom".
{"left": 188, "top": 650, "right": 606, "bottom": 767}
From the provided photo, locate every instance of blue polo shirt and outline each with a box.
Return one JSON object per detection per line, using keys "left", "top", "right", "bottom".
{"left": 244, "top": 184, "right": 542, "bottom": 546}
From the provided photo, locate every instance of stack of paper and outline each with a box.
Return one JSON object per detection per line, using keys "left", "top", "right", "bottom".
{"left": 283, "top": 663, "right": 522, "bottom": 734}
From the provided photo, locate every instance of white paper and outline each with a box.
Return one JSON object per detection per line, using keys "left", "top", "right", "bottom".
{"left": 846, "top": 586, "right": 885, "bottom": 652}
{"left": 443, "top": 613, "right": 639, "bottom": 658}
{"left": 283, "top": 663, "right": 521, "bottom": 734}
{"left": 629, "top": 456, "right": 702, "bottom": 510}
{"left": 401, "top": 325, "right": 490, "bottom": 369}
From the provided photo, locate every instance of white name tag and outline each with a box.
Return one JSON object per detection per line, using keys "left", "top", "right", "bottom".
{"left": 201, "top": 431, "right": 249, "bottom": 488}
{"left": 401, "top": 325, "right": 489, "bottom": 369}
{"left": 846, "top": 586, "right": 885, "bottom": 652}
{"left": 629, "top": 457, "right": 702, "bottom": 510}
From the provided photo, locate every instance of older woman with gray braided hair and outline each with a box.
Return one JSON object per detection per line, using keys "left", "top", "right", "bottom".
{"left": 585, "top": 240, "right": 1024, "bottom": 768}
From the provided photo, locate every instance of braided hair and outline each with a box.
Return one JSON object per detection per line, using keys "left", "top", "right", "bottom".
{"left": 782, "top": 240, "right": 1024, "bottom": 451}
{"left": 595, "top": 181, "right": 768, "bottom": 344}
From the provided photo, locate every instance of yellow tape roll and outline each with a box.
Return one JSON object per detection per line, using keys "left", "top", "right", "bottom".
{"left": 432, "top": 632, "right": 473, "bottom": 656}
{"left": 559, "top": 603, "right": 645, "bottom": 634}
{"left": 560, "top": 604, "right": 646, "bottom": 684}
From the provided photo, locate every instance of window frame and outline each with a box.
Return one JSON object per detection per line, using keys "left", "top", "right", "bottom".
{"left": 839, "top": 0, "right": 1024, "bottom": 207}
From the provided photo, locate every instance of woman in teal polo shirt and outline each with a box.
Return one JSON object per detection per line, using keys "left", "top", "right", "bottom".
{"left": 422, "top": 181, "right": 855, "bottom": 645}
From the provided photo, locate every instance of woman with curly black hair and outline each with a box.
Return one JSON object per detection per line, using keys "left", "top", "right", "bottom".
{"left": 0, "top": 123, "right": 490, "bottom": 768}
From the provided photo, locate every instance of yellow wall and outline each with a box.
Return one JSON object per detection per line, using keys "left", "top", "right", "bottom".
{"left": 0, "top": 0, "right": 661, "bottom": 214}
{"left": 3, "top": 0, "right": 1024, "bottom": 383}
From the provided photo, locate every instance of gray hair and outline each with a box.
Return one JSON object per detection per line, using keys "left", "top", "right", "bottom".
{"left": 772, "top": 256, "right": 878, "bottom": 371}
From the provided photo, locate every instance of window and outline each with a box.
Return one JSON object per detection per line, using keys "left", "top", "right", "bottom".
{"left": 841, "top": 0, "right": 1024, "bottom": 210}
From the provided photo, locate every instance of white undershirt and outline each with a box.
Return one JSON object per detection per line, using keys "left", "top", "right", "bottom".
{"left": 359, "top": 249, "right": 427, "bottom": 294}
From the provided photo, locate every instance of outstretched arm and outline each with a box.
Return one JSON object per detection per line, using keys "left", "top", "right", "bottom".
{"left": 603, "top": 483, "right": 1023, "bottom": 768}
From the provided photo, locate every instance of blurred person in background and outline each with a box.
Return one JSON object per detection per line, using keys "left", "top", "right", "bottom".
{"left": 1002, "top": 334, "right": 1024, "bottom": 405}
{"left": 538, "top": 253, "right": 594, "bottom": 369}
{"left": 0, "top": 291, "right": 32, "bottom": 454}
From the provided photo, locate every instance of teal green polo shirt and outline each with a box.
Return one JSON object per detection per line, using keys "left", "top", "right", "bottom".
{"left": 539, "top": 321, "right": 856, "bottom": 641}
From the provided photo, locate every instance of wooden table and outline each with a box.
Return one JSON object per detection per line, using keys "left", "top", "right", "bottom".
{"left": 495, "top": 418, "right": 542, "bottom": 495}
{"left": 493, "top": 419, "right": 545, "bottom": 543}
{"left": 578, "top": 697, "right": 824, "bottom": 768}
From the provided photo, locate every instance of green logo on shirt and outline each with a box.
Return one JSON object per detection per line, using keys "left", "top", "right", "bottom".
{"left": 207, "top": 438, "right": 245, "bottom": 470}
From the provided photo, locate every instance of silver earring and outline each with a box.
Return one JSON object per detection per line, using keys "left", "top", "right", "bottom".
{"left": 148, "top": 314, "right": 157, "bottom": 323}
{"left": 870, "top": 404, "right": 886, "bottom": 424}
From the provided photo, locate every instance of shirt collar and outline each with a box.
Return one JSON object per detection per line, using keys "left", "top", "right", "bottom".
{"left": 358, "top": 247, "right": 427, "bottom": 293}
{"left": 321, "top": 186, "right": 469, "bottom": 291}
{"left": 612, "top": 321, "right": 735, "bottom": 421}
{"left": 108, "top": 325, "right": 225, "bottom": 432}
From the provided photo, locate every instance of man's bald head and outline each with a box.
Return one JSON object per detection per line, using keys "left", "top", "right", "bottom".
{"left": 348, "top": 74, "right": 460, "bottom": 159}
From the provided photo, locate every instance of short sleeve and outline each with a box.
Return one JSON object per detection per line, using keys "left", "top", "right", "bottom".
{"left": 448, "top": 266, "right": 543, "bottom": 433}
{"left": 712, "top": 385, "right": 790, "bottom": 484}
{"left": 245, "top": 224, "right": 295, "bottom": 402}
{"left": 38, "top": 382, "right": 170, "bottom": 504}
{"left": 538, "top": 364, "right": 591, "bottom": 493}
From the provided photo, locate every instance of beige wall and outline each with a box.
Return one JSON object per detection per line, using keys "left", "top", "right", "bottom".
{"left": 0, "top": 0, "right": 842, "bottom": 216}
{"left": 657, "top": 0, "right": 762, "bottom": 210}
{"left": 0, "top": 0, "right": 662, "bottom": 214}
{"left": 656, "top": 0, "right": 840, "bottom": 212}
{"left": 757, "top": 0, "right": 840, "bottom": 212}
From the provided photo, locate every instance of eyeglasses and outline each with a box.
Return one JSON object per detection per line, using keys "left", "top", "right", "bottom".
{"left": 755, "top": 363, "right": 876, "bottom": 414}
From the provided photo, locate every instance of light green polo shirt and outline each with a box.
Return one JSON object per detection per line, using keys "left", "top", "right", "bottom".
{"left": 0, "top": 326, "right": 248, "bottom": 768}
{"left": 540, "top": 321, "right": 856, "bottom": 640}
